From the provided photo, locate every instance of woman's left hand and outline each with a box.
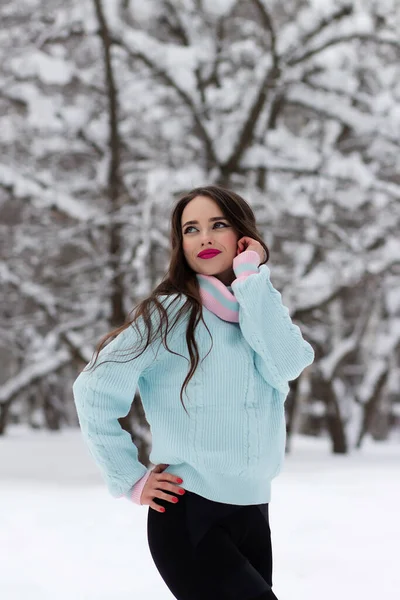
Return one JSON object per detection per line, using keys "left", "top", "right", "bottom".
{"left": 236, "top": 236, "right": 265, "bottom": 264}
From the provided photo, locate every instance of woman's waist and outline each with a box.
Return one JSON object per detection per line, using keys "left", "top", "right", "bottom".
{"left": 161, "top": 461, "right": 273, "bottom": 505}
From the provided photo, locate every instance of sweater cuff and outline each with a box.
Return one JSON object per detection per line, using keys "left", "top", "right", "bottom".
{"left": 232, "top": 250, "right": 260, "bottom": 283}
{"left": 125, "top": 468, "right": 153, "bottom": 504}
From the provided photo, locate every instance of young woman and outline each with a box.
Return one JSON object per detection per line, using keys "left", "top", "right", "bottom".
{"left": 73, "top": 185, "right": 314, "bottom": 600}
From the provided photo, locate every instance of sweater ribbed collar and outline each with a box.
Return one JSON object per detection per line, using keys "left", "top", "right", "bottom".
{"left": 196, "top": 274, "right": 239, "bottom": 323}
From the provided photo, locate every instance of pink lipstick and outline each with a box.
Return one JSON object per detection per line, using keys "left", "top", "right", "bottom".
{"left": 197, "top": 249, "right": 221, "bottom": 259}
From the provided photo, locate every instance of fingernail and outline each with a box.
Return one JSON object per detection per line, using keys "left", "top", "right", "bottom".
{"left": 160, "top": 507, "right": 165, "bottom": 512}
{"left": 177, "top": 478, "right": 183, "bottom": 484}
{"left": 172, "top": 497, "right": 178, "bottom": 503}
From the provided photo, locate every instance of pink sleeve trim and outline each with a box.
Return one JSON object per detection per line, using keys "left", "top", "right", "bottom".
{"left": 232, "top": 272, "right": 257, "bottom": 284}
{"left": 129, "top": 469, "right": 153, "bottom": 504}
{"left": 232, "top": 250, "right": 260, "bottom": 285}
{"left": 233, "top": 250, "right": 260, "bottom": 269}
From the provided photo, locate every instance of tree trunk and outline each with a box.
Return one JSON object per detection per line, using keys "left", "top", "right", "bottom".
{"left": 322, "top": 379, "right": 348, "bottom": 454}
{"left": 356, "top": 367, "right": 389, "bottom": 449}
{"left": 0, "top": 402, "right": 10, "bottom": 435}
{"left": 326, "top": 411, "right": 348, "bottom": 454}
{"left": 93, "top": 0, "right": 125, "bottom": 327}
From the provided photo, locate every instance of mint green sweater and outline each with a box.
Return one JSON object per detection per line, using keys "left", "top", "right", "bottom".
{"left": 72, "top": 252, "right": 314, "bottom": 505}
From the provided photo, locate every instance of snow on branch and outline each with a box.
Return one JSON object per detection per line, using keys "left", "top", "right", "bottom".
{"left": 297, "top": 3, "right": 353, "bottom": 49}
{"left": 0, "top": 349, "right": 71, "bottom": 405}
{"left": 117, "top": 27, "right": 199, "bottom": 97}
{"left": 356, "top": 358, "right": 389, "bottom": 406}
{"left": 318, "top": 285, "right": 377, "bottom": 380}
{"left": 0, "top": 164, "right": 100, "bottom": 221}
{"left": 221, "top": 59, "right": 279, "bottom": 173}
{"left": 287, "top": 33, "right": 400, "bottom": 67}
{"left": 319, "top": 335, "right": 359, "bottom": 381}
{"left": 355, "top": 325, "right": 400, "bottom": 441}
{"left": 164, "top": 0, "right": 191, "bottom": 46}
{"left": 113, "top": 31, "right": 218, "bottom": 166}
{"left": 240, "top": 144, "right": 394, "bottom": 193}
{"left": 370, "top": 179, "right": 400, "bottom": 201}
{"left": 293, "top": 259, "right": 394, "bottom": 315}
{"left": 0, "top": 263, "right": 95, "bottom": 364}
{"left": 0, "top": 262, "right": 59, "bottom": 319}
{"left": 367, "top": 239, "right": 400, "bottom": 273}
{"left": 251, "top": 0, "right": 278, "bottom": 68}
{"left": 202, "top": 0, "right": 238, "bottom": 18}
{"left": 286, "top": 83, "right": 398, "bottom": 145}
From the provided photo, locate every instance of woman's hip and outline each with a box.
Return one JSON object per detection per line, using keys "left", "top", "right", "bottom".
{"left": 146, "top": 489, "right": 273, "bottom": 600}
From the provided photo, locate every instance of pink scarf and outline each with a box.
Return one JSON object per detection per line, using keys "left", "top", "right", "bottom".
{"left": 196, "top": 250, "right": 261, "bottom": 323}
{"left": 196, "top": 274, "right": 239, "bottom": 323}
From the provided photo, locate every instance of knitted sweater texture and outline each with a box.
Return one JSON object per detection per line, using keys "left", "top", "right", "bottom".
{"left": 72, "top": 251, "right": 314, "bottom": 505}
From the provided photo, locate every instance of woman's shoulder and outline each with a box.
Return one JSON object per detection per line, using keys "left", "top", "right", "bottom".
{"left": 156, "top": 293, "right": 190, "bottom": 326}
{"left": 103, "top": 294, "right": 189, "bottom": 360}
{"left": 158, "top": 291, "right": 186, "bottom": 307}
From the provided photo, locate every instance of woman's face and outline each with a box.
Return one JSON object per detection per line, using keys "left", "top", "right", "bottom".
{"left": 181, "top": 195, "right": 239, "bottom": 283}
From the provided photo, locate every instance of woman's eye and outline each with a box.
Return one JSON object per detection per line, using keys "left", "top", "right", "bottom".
{"left": 214, "top": 221, "right": 227, "bottom": 228}
{"left": 184, "top": 222, "right": 228, "bottom": 234}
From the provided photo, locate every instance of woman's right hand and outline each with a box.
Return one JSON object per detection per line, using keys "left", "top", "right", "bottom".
{"left": 141, "top": 463, "right": 186, "bottom": 512}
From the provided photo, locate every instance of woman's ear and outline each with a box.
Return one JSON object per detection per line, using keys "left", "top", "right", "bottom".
{"left": 236, "top": 236, "right": 247, "bottom": 254}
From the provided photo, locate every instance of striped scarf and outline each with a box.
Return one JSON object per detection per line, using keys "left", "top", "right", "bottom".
{"left": 196, "top": 274, "right": 239, "bottom": 323}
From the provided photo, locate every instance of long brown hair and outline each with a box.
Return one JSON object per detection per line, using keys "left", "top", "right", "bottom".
{"left": 87, "top": 185, "right": 269, "bottom": 412}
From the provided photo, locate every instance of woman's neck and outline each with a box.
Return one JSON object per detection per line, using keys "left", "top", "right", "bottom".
{"left": 200, "top": 267, "right": 235, "bottom": 287}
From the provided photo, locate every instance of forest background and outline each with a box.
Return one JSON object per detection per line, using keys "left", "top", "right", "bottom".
{"left": 1, "top": 0, "right": 400, "bottom": 463}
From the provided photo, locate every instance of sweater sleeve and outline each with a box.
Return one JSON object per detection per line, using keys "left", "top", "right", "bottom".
{"left": 231, "top": 250, "right": 315, "bottom": 394}
{"left": 124, "top": 468, "right": 153, "bottom": 504}
{"left": 72, "top": 295, "right": 183, "bottom": 498}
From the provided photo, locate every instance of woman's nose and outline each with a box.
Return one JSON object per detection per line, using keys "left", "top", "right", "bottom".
{"left": 200, "top": 237, "right": 213, "bottom": 246}
{"left": 200, "top": 231, "right": 214, "bottom": 244}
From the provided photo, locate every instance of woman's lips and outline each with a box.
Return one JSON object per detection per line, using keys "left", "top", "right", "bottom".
{"left": 197, "top": 250, "right": 221, "bottom": 259}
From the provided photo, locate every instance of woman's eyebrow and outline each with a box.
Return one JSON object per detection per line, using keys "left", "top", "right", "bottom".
{"left": 182, "top": 216, "right": 227, "bottom": 228}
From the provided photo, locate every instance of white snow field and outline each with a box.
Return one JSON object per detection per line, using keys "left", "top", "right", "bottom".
{"left": 1, "top": 428, "right": 399, "bottom": 600}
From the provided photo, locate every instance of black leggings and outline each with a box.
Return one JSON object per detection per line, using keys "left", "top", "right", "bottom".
{"left": 147, "top": 489, "right": 279, "bottom": 600}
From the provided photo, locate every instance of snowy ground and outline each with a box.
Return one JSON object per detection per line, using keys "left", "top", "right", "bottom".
{"left": 1, "top": 428, "right": 399, "bottom": 600}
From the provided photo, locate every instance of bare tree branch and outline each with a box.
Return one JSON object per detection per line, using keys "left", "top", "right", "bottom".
{"left": 0, "top": 169, "right": 101, "bottom": 221}
{"left": 93, "top": 0, "right": 127, "bottom": 326}
{"left": 292, "top": 269, "right": 385, "bottom": 320}
{"left": 0, "top": 349, "right": 70, "bottom": 408}
{"left": 302, "top": 78, "right": 373, "bottom": 111}
{"left": 220, "top": 64, "right": 280, "bottom": 179}
{"left": 284, "top": 96, "right": 400, "bottom": 151}
{"left": 0, "top": 262, "right": 95, "bottom": 364}
{"left": 114, "top": 37, "right": 218, "bottom": 168}
{"left": 197, "top": 17, "right": 225, "bottom": 108}
{"left": 251, "top": 0, "right": 279, "bottom": 69}
{"left": 163, "top": 0, "right": 218, "bottom": 109}
{"left": 164, "top": 0, "right": 191, "bottom": 46}
{"left": 240, "top": 151, "right": 362, "bottom": 180}
{"left": 298, "top": 3, "right": 353, "bottom": 48}
{"left": 287, "top": 33, "right": 400, "bottom": 66}
{"left": 355, "top": 365, "right": 389, "bottom": 448}
{"left": 266, "top": 90, "right": 285, "bottom": 130}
